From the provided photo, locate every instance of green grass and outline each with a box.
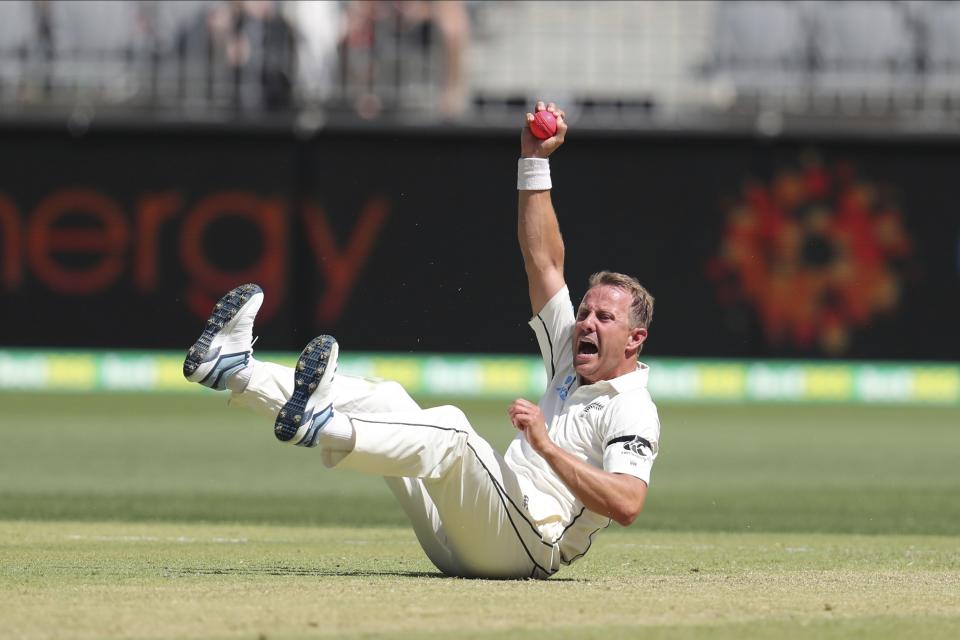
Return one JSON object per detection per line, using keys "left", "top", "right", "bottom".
{"left": 2, "top": 393, "right": 957, "bottom": 535}
{"left": 2, "top": 522, "right": 958, "bottom": 639}
{"left": 1, "top": 392, "right": 958, "bottom": 638}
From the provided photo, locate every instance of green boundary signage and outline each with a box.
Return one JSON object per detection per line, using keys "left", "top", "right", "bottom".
{"left": 0, "top": 350, "right": 957, "bottom": 405}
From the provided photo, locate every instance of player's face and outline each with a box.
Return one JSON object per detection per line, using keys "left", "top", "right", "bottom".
{"left": 572, "top": 285, "right": 647, "bottom": 385}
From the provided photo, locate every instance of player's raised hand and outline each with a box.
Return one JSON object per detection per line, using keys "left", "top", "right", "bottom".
{"left": 508, "top": 398, "right": 553, "bottom": 453}
{"left": 521, "top": 101, "right": 567, "bottom": 159}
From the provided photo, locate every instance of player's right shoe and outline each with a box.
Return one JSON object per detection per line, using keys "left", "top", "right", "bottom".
{"left": 183, "top": 283, "right": 263, "bottom": 390}
{"left": 274, "top": 335, "right": 339, "bottom": 447}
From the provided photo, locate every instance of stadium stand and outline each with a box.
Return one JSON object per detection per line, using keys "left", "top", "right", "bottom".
{"left": 923, "top": 0, "right": 960, "bottom": 100}
{"left": 812, "top": 1, "right": 917, "bottom": 107}
{"left": 47, "top": 1, "right": 141, "bottom": 101}
{"left": 0, "top": 0, "right": 959, "bottom": 130}
{"left": 0, "top": 0, "right": 43, "bottom": 101}
{"left": 709, "top": 0, "right": 813, "bottom": 98}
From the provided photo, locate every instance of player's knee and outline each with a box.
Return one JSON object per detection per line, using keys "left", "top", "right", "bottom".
{"left": 435, "top": 405, "right": 473, "bottom": 433}
{"left": 378, "top": 380, "right": 418, "bottom": 411}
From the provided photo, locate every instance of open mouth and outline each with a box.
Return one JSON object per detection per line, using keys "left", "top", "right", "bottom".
{"left": 577, "top": 339, "right": 599, "bottom": 356}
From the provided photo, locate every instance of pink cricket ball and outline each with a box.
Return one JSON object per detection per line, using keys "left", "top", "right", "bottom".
{"left": 530, "top": 110, "right": 558, "bottom": 140}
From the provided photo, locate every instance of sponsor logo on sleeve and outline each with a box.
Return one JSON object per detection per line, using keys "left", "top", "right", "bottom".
{"left": 606, "top": 435, "right": 657, "bottom": 458}
{"left": 625, "top": 436, "right": 656, "bottom": 457}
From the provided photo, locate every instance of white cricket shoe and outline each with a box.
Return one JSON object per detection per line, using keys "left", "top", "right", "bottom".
{"left": 274, "top": 335, "right": 339, "bottom": 447}
{"left": 183, "top": 283, "right": 263, "bottom": 390}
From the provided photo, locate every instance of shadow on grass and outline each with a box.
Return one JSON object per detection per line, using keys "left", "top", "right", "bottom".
{"left": 167, "top": 566, "right": 581, "bottom": 581}
{"left": 169, "top": 566, "right": 444, "bottom": 578}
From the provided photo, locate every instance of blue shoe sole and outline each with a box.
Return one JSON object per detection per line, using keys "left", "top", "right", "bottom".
{"left": 274, "top": 335, "right": 336, "bottom": 442}
{"left": 183, "top": 283, "right": 262, "bottom": 379}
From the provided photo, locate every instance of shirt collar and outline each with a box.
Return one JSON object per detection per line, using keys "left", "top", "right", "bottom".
{"left": 608, "top": 362, "right": 650, "bottom": 394}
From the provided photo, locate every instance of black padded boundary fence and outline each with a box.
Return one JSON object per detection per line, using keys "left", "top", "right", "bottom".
{"left": 1, "top": 127, "right": 957, "bottom": 360}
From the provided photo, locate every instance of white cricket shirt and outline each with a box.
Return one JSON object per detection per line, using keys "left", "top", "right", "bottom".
{"left": 503, "top": 286, "right": 661, "bottom": 565}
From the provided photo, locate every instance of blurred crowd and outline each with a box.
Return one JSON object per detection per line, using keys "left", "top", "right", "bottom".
{"left": 1, "top": 1, "right": 959, "bottom": 123}
{"left": 0, "top": 0, "right": 470, "bottom": 117}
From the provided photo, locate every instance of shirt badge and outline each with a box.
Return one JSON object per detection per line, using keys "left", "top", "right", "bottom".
{"left": 555, "top": 374, "right": 575, "bottom": 401}
{"left": 606, "top": 434, "right": 658, "bottom": 457}
{"left": 581, "top": 400, "right": 605, "bottom": 415}
{"left": 624, "top": 436, "right": 656, "bottom": 457}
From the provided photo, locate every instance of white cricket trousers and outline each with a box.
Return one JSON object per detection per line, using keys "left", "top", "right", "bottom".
{"left": 230, "top": 359, "right": 560, "bottom": 579}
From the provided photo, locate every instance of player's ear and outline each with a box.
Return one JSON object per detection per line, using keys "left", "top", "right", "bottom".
{"left": 627, "top": 327, "right": 647, "bottom": 355}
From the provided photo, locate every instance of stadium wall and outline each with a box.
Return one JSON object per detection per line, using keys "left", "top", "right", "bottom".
{"left": 0, "top": 126, "right": 958, "bottom": 361}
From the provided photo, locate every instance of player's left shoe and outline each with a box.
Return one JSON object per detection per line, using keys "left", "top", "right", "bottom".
{"left": 274, "top": 335, "right": 339, "bottom": 447}
{"left": 183, "top": 283, "right": 263, "bottom": 390}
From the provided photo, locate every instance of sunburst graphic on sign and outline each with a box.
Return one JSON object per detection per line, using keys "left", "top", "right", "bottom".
{"left": 707, "top": 155, "right": 913, "bottom": 355}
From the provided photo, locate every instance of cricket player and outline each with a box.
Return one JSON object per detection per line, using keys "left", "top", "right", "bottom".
{"left": 183, "top": 102, "right": 660, "bottom": 579}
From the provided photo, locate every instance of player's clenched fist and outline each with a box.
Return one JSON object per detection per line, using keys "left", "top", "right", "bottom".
{"left": 508, "top": 398, "right": 553, "bottom": 453}
{"left": 521, "top": 101, "right": 567, "bottom": 159}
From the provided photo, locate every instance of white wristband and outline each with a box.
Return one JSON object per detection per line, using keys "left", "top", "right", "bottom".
{"left": 517, "top": 157, "right": 551, "bottom": 191}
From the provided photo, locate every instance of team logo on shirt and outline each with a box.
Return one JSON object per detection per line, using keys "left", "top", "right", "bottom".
{"left": 581, "top": 401, "right": 605, "bottom": 415}
{"left": 606, "top": 435, "right": 657, "bottom": 458}
{"left": 555, "top": 374, "right": 575, "bottom": 401}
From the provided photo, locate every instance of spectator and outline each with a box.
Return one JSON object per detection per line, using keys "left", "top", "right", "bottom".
{"left": 283, "top": 0, "right": 343, "bottom": 105}
{"left": 176, "top": 0, "right": 296, "bottom": 111}
{"left": 340, "top": 0, "right": 470, "bottom": 118}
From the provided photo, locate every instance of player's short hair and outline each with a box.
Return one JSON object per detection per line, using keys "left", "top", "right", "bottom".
{"left": 588, "top": 271, "right": 654, "bottom": 330}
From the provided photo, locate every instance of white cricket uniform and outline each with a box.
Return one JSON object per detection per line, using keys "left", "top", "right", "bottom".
{"left": 230, "top": 286, "right": 660, "bottom": 579}
{"left": 507, "top": 286, "right": 661, "bottom": 565}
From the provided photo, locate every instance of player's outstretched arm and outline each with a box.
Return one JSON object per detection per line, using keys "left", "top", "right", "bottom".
{"left": 508, "top": 399, "right": 647, "bottom": 526}
{"left": 518, "top": 101, "right": 568, "bottom": 314}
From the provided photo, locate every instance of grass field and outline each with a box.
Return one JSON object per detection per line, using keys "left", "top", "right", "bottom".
{"left": 1, "top": 392, "right": 958, "bottom": 639}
